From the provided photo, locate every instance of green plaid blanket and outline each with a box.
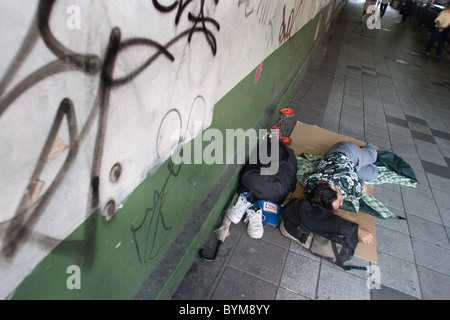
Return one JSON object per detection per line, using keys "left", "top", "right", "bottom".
{"left": 297, "top": 152, "right": 418, "bottom": 219}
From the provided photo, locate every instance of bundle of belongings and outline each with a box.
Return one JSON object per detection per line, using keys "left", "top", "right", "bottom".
{"left": 280, "top": 197, "right": 364, "bottom": 270}
{"left": 226, "top": 122, "right": 418, "bottom": 269}
{"left": 226, "top": 138, "right": 298, "bottom": 239}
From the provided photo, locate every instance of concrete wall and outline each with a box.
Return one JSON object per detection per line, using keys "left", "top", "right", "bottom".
{"left": 0, "top": 0, "right": 342, "bottom": 299}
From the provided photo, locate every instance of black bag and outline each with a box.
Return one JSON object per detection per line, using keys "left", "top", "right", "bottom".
{"left": 280, "top": 198, "right": 365, "bottom": 270}
{"left": 238, "top": 139, "right": 298, "bottom": 205}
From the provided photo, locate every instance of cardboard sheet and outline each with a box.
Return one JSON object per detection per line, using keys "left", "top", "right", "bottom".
{"left": 287, "top": 121, "right": 377, "bottom": 263}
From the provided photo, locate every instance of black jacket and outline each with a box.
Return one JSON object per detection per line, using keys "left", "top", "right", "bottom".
{"left": 282, "top": 198, "right": 359, "bottom": 250}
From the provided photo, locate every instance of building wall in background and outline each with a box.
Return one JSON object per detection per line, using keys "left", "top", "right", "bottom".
{"left": 0, "top": 0, "right": 342, "bottom": 299}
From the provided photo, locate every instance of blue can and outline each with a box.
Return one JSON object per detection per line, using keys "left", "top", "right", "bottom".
{"left": 256, "top": 200, "right": 281, "bottom": 226}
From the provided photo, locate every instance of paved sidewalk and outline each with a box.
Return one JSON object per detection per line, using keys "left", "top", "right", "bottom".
{"left": 172, "top": 0, "right": 450, "bottom": 300}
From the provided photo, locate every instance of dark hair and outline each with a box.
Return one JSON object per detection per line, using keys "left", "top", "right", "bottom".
{"left": 308, "top": 183, "right": 337, "bottom": 211}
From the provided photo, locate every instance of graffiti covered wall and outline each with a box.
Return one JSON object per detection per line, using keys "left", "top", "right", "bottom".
{"left": 0, "top": 0, "right": 339, "bottom": 299}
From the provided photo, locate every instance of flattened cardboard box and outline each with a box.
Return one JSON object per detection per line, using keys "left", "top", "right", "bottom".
{"left": 288, "top": 121, "right": 377, "bottom": 263}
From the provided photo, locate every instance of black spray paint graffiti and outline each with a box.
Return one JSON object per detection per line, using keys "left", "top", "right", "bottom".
{"left": 0, "top": 0, "right": 220, "bottom": 262}
{"left": 237, "top": 0, "right": 281, "bottom": 48}
{"left": 132, "top": 96, "right": 206, "bottom": 263}
{"left": 278, "top": 1, "right": 307, "bottom": 52}
{"left": 130, "top": 160, "right": 181, "bottom": 264}
{"left": 153, "top": 0, "right": 220, "bottom": 55}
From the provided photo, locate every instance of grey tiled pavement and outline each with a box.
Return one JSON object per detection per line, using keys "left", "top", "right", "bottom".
{"left": 172, "top": 0, "right": 450, "bottom": 300}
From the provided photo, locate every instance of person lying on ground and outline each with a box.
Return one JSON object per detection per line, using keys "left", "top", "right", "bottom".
{"left": 307, "top": 183, "right": 374, "bottom": 244}
{"left": 303, "top": 141, "right": 378, "bottom": 210}
{"left": 302, "top": 141, "right": 379, "bottom": 244}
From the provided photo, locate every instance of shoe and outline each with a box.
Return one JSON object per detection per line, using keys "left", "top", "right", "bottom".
{"left": 423, "top": 52, "right": 429, "bottom": 58}
{"left": 226, "top": 192, "right": 253, "bottom": 224}
{"left": 244, "top": 203, "right": 264, "bottom": 239}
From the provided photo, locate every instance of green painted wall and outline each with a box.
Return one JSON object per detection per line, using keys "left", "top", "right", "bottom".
{"left": 8, "top": 2, "right": 340, "bottom": 300}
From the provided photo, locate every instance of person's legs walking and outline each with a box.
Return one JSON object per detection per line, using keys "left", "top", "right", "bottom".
{"left": 425, "top": 27, "right": 440, "bottom": 56}
{"left": 380, "top": 3, "right": 388, "bottom": 17}
{"left": 435, "top": 28, "right": 448, "bottom": 60}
